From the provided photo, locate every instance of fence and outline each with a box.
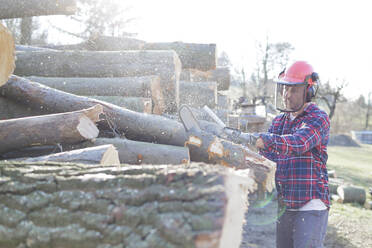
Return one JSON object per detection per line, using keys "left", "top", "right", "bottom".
{"left": 351, "top": 130, "right": 372, "bottom": 144}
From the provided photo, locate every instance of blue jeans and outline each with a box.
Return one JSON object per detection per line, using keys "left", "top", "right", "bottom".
{"left": 276, "top": 208, "right": 329, "bottom": 248}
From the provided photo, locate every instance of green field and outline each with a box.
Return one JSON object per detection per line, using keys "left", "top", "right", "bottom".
{"left": 327, "top": 144, "right": 372, "bottom": 188}
{"left": 325, "top": 144, "right": 372, "bottom": 247}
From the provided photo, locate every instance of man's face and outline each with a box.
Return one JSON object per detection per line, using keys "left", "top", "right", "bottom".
{"left": 283, "top": 85, "right": 306, "bottom": 111}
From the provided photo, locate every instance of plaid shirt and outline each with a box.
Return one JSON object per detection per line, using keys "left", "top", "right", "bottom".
{"left": 259, "top": 103, "right": 330, "bottom": 209}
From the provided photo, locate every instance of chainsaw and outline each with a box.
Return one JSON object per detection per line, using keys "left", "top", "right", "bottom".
{"left": 179, "top": 105, "right": 259, "bottom": 146}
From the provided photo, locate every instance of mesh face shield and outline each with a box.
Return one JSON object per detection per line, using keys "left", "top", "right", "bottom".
{"left": 275, "top": 82, "right": 307, "bottom": 112}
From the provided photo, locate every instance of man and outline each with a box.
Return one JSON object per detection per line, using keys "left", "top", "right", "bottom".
{"left": 253, "top": 61, "right": 330, "bottom": 248}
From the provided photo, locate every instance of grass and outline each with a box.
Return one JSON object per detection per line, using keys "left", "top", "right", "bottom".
{"left": 327, "top": 144, "right": 372, "bottom": 188}
{"left": 325, "top": 144, "right": 372, "bottom": 247}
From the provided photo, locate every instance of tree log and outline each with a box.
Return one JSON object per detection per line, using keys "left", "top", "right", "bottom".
{"left": 27, "top": 76, "right": 164, "bottom": 114}
{"left": 0, "top": 96, "right": 46, "bottom": 120}
{"left": 143, "top": 42, "right": 216, "bottom": 71}
{"left": 15, "top": 44, "right": 56, "bottom": 52}
{"left": 42, "top": 37, "right": 216, "bottom": 71}
{"left": 0, "top": 76, "right": 275, "bottom": 191}
{"left": 0, "top": 145, "right": 61, "bottom": 159}
{"left": 337, "top": 185, "right": 366, "bottom": 205}
{"left": 184, "top": 129, "right": 275, "bottom": 193}
{"left": 13, "top": 145, "right": 120, "bottom": 165}
{"left": 328, "top": 169, "right": 337, "bottom": 178}
{"left": 0, "top": 162, "right": 256, "bottom": 248}
{"left": 180, "top": 81, "right": 217, "bottom": 109}
{"left": 329, "top": 182, "right": 339, "bottom": 195}
{"left": 0, "top": 23, "right": 15, "bottom": 87}
{"left": 14, "top": 50, "right": 181, "bottom": 113}
{"left": 66, "top": 138, "right": 190, "bottom": 165}
{"left": 0, "top": 0, "right": 77, "bottom": 19}
{"left": 43, "top": 36, "right": 146, "bottom": 51}
{"left": 181, "top": 67, "right": 230, "bottom": 90}
{"left": 88, "top": 96, "right": 152, "bottom": 114}
{"left": 0, "top": 104, "right": 102, "bottom": 154}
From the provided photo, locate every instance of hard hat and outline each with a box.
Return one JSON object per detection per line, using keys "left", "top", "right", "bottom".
{"left": 278, "top": 61, "right": 318, "bottom": 86}
{"left": 275, "top": 61, "right": 319, "bottom": 112}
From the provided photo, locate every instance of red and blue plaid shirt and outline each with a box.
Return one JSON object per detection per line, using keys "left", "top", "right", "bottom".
{"left": 259, "top": 103, "right": 330, "bottom": 209}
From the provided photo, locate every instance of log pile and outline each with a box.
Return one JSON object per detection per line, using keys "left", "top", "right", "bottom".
{"left": 32, "top": 35, "right": 233, "bottom": 122}
{"left": 0, "top": 14, "right": 276, "bottom": 247}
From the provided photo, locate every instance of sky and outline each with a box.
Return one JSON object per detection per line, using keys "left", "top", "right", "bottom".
{"left": 47, "top": 0, "right": 372, "bottom": 100}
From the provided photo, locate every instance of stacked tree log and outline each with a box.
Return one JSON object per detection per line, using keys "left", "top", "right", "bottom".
{"left": 37, "top": 35, "right": 234, "bottom": 123}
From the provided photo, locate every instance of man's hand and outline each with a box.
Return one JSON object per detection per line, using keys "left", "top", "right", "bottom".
{"left": 237, "top": 132, "right": 261, "bottom": 146}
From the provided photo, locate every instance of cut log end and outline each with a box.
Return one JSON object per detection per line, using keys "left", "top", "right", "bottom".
{"left": 337, "top": 185, "right": 366, "bottom": 205}
{"left": 77, "top": 115, "right": 99, "bottom": 140}
{"left": 82, "top": 104, "right": 103, "bottom": 122}
{"left": 0, "top": 23, "right": 15, "bottom": 87}
{"left": 100, "top": 144, "right": 120, "bottom": 165}
{"left": 219, "top": 169, "right": 256, "bottom": 248}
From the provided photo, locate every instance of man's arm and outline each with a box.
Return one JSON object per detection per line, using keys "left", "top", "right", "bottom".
{"left": 257, "top": 114, "right": 329, "bottom": 155}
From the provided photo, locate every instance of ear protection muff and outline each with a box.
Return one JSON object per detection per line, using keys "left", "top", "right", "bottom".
{"left": 306, "top": 72, "right": 319, "bottom": 102}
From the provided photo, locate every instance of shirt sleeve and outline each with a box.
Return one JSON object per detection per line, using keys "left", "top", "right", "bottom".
{"left": 259, "top": 113, "right": 330, "bottom": 155}
{"left": 258, "top": 120, "right": 279, "bottom": 162}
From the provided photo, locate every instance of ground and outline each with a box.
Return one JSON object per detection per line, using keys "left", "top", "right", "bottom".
{"left": 240, "top": 144, "right": 372, "bottom": 248}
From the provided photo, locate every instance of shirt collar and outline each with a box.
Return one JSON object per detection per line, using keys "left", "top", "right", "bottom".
{"left": 286, "top": 102, "right": 314, "bottom": 120}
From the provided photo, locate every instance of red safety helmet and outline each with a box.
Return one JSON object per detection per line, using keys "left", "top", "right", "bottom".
{"left": 275, "top": 61, "right": 319, "bottom": 112}
{"left": 278, "top": 61, "right": 318, "bottom": 86}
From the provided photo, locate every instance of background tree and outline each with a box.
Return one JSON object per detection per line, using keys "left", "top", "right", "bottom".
{"left": 1, "top": 17, "right": 48, "bottom": 45}
{"left": 317, "top": 79, "right": 347, "bottom": 119}
{"left": 48, "top": 0, "right": 135, "bottom": 41}
{"left": 248, "top": 36, "right": 294, "bottom": 105}
{"left": 217, "top": 51, "right": 232, "bottom": 67}
{"left": 365, "top": 92, "right": 371, "bottom": 129}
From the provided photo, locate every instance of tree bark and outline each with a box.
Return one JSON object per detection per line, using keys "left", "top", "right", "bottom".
{"left": 0, "top": 23, "right": 15, "bottom": 87}
{"left": 180, "top": 81, "right": 217, "bottom": 109}
{"left": 337, "top": 185, "right": 366, "bottom": 205}
{"left": 0, "top": 0, "right": 77, "bottom": 19}
{"left": 66, "top": 138, "right": 190, "bottom": 165}
{"left": 42, "top": 36, "right": 146, "bottom": 51}
{"left": 14, "top": 50, "right": 181, "bottom": 113}
{"left": 27, "top": 76, "right": 165, "bottom": 114}
{"left": 42, "top": 36, "right": 216, "bottom": 71}
{"left": 13, "top": 145, "right": 120, "bottom": 165}
{"left": 0, "top": 161, "right": 256, "bottom": 248}
{"left": 15, "top": 44, "right": 56, "bottom": 52}
{"left": 181, "top": 67, "right": 231, "bottom": 90}
{"left": 143, "top": 42, "right": 216, "bottom": 71}
{"left": 0, "top": 145, "right": 62, "bottom": 159}
{"left": 88, "top": 96, "right": 152, "bottom": 114}
{"left": 0, "top": 96, "right": 46, "bottom": 120}
{"left": 0, "top": 104, "right": 102, "bottom": 154}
